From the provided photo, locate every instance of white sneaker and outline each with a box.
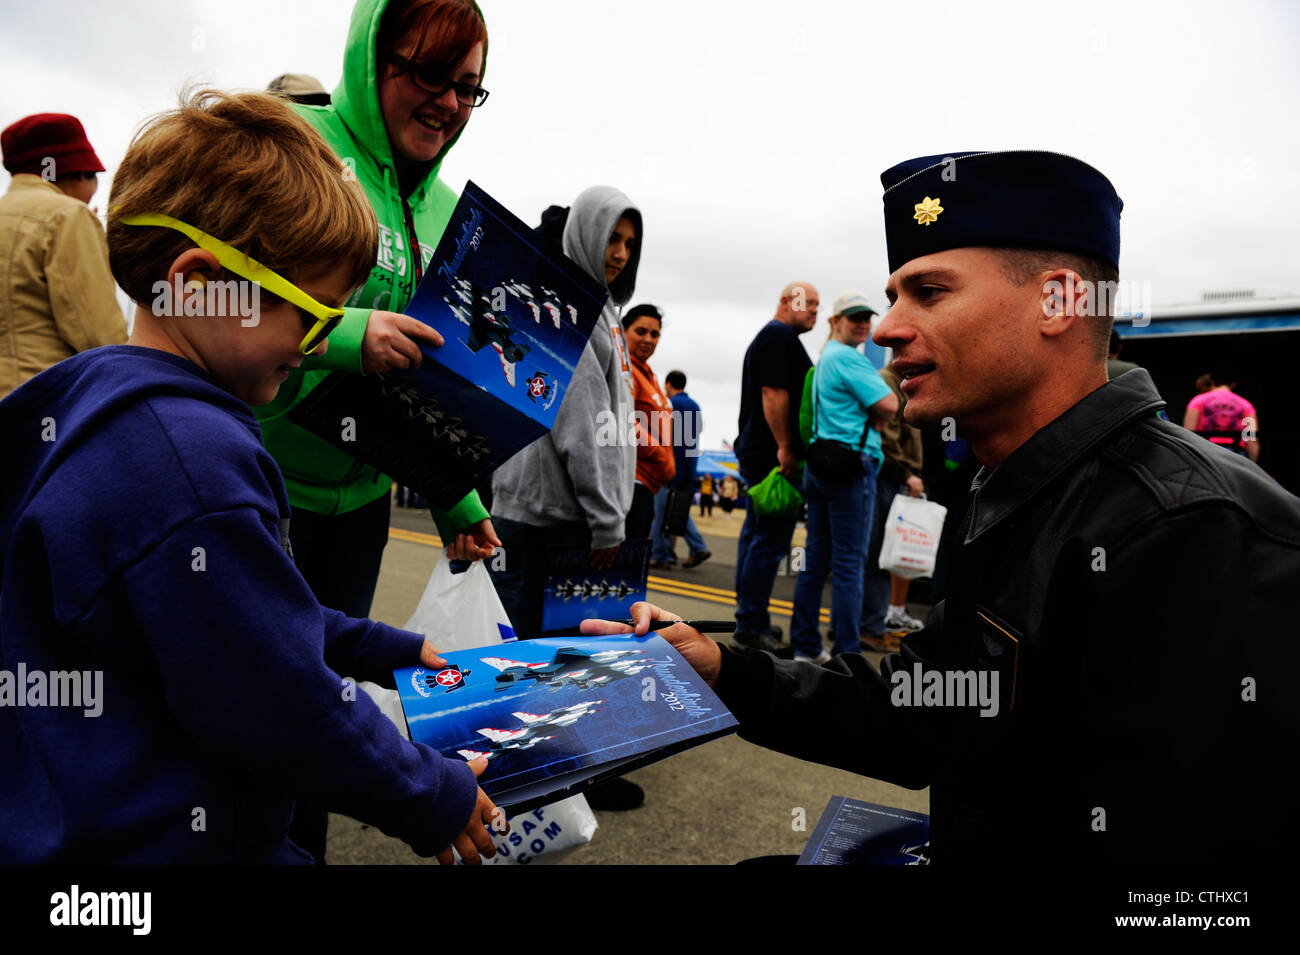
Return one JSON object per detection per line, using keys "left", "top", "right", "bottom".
{"left": 793, "top": 649, "right": 832, "bottom": 665}
{"left": 884, "top": 608, "right": 926, "bottom": 632}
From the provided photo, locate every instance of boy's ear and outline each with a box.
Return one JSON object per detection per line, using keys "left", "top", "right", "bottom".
{"left": 161, "top": 249, "right": 222, "bottom": 312}
{"left": 165, "top": 248, "right": 222, "bottom": 289}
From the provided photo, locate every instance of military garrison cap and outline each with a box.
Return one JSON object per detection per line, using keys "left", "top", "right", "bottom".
{"left": 880, "top": 150, "right": 1123, "bottom": 274}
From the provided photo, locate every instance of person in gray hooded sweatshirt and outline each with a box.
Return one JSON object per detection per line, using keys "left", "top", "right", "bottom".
{"left": 490, "top": 185, "right": 642, "bottom": 639}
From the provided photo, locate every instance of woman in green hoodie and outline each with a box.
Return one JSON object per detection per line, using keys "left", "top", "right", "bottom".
{"left": 261, "top": 0, "right": 496, "bottom": 863}
{"left": 257, "top": 0, "right": 498, "bottom": 627}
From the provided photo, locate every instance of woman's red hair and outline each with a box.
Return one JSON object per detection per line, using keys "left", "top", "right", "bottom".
{"left": 378, "top": 0, "right": 488, "bottom": 78}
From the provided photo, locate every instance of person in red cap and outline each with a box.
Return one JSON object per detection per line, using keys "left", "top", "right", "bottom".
{"left": 1, "top": 112, "right": 126, "bottom": 398}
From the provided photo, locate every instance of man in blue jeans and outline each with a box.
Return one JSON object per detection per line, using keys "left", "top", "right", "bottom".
{"left": 651, "top": 370, "right": 711, "bottom": 568}
{"left": 733, "top": 282, "right": 819, "bottom": 652}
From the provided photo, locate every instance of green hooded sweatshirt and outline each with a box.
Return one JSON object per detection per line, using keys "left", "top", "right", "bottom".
{"left": 254, "top": 0, "right": 489, "bottom": 542}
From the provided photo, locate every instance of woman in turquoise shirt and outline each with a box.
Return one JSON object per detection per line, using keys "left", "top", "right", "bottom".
{"left": 791, "top": 292, "right": 898, "bottom": 662}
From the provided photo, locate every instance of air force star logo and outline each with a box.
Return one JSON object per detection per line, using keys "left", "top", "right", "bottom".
{"left": 435, "top": 667, "right": 464, "bottom": 687}
{"left": 525, "top": 371, "right": 553, "bottom": 403}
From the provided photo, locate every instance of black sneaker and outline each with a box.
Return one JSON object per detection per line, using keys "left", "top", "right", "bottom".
{"left": 585, "top": 778, "right": 645, "bottom": 811}
{"left": 682, "top": 550, "right": 712, "bottom": 568}
{"left": 734, "top": 630, "right": 785, "bottom": 653}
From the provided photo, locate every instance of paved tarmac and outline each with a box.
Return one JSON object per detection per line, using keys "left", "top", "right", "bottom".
{"left": 327, "top": 501, "right": 931, "bottom": 865}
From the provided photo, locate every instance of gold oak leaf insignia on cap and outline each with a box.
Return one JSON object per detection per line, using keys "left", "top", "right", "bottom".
{"left": 913, "top": 196, "right": 943, "bottom": 226}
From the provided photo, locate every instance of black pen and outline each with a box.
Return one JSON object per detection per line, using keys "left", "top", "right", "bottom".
{"left": 537, "top": 620, "right": 737, "bottom": 639}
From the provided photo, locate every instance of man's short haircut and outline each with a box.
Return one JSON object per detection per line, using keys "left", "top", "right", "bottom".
{"left": 665, "top": 370, "right": 686, "bottom": 390}
{"left": 993, "top": 247, "right": 1120, "bottom": 359}
{"left": 108, "top": 89, "right": 378, "bottom": 305}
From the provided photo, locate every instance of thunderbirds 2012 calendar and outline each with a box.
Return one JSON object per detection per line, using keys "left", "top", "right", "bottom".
{"left": 394, "top": 634, "right": 738, "bottom": 812}
{"left": 290, "top": 181, "right": 607, "bottom": 510}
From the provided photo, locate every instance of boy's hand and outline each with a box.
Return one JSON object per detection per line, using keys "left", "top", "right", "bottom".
{"left": 580, "top": 601, "right": 722, "bottom": 687}
{"left": 436, "top": 758, "right": 507, "bottom": 866}
{"left": 419, "top": 640, "right": 446, "bottom": 669}
{"left": 588, "top": 545, "right": 620, "bottom": 570}
{"left": 445, "top": 518, "right": 502, "bottom": 562}
{"left": 362, "top": 310, "right": 444, "bottom": 373}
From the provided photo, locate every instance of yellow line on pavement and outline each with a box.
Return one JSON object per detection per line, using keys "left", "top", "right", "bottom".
{"left": 649, "top": 581, "right": 827, "bottom": 622}
{"left": 389, "top": 525, "right": 826, "bottom": 621}
{"left": 389, "top": 526, "right": 444, "bottom": 548}
{"left": 646, "top": 575, "right": 739, "bottom": 599}
{"left": 650, "top": 586, "right": 733, "bottom": 606}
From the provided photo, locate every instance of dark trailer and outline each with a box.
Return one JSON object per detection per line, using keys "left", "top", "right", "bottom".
{"left": 1115, "top": 291, "right": 1300, "bottom": 495}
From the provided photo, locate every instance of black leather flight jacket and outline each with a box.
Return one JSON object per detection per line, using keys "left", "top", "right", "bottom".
{"left": 717, "top": 369, "right": 1300, "bottom": 864}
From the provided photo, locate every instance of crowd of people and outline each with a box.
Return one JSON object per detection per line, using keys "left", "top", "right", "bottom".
{"left": 1, "top": 0, "right": 1295, "bottom": 867}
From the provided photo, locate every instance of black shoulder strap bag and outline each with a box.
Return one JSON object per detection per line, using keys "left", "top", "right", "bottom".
{"left": 805, "top": 361, "right": 868, "bottom": 483}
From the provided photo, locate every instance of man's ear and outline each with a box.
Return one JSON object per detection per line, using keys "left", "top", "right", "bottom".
{"left": 1038, "top": 267, "right": 1090, "bottom": 340}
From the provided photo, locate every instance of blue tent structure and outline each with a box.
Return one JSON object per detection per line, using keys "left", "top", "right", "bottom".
{"left": 693, "top": 449, "right": 742, "bottom": 482}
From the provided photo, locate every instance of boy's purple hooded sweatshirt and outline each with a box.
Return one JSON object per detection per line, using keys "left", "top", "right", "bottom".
{"left": 0, "top": 346, "right": 476, "bottom": 862}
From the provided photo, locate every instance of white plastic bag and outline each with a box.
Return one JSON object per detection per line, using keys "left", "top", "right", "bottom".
{"left": 878, "top": 494, "right": 948, "bottom": 579}
{"left": 356, "top": 555, "right": 507, "bottom": 741}
{"left": 403, "top": 557, "right": 516, "bottom": 651}
{"left": 361, "top": 556, "right": 599, "bottom": 864}
{"left": 481, "top": 796, "right": 599, "bottom": 865}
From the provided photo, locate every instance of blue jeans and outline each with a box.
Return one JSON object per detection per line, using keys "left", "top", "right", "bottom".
{"left": 860, "top": 473, "right": 902, "bottom": 634}
{"left": 487, "top": 515, "right": 592, "bottom": 638}
{"left": 791, "top": 457, "right": 878, "bottom": 657}
{"left": 734, "top": 466, "right": 798, "bottom": 637}
{"left": 652, "top": 486, "right": 709, "bottom": 561}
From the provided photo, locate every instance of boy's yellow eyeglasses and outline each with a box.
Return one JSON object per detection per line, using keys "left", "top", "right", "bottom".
{"left": 116, "top": 211, "right": 345, "bottom": 355}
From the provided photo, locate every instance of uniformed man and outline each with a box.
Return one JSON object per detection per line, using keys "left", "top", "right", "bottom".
{"left": 584, "top": 150, "right": 1300, "bottom": 864}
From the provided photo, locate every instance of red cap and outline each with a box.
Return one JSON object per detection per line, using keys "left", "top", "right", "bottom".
{"left": 2, "top": 113, "right": 105, "bottom": 177}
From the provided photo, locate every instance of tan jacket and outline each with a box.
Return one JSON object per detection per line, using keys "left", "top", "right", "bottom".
{"left": 1, "top": 175, "right": 127, "bottom": 398}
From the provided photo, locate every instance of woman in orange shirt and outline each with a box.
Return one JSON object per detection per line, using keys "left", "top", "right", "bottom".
{"left": 622, "top": 303, "right": 675, "bottom": 538}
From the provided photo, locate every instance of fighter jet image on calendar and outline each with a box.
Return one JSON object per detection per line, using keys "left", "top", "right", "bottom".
{"left": 443, "top": 276, "right": 531, "bottom": 387}
{"left": 553, "top": 578, "right": 636, "bottom": 602}
{"left": 482, "top": 646, "right": 652, "bottom": 692}
{"left": 455, "top": 700, "right": 604, "bottom": 761}
{"left": 901, "top": 841, "right": 932, "bottom": 866}
{"left": 456, "top": 730, "right": 554, "bottom": 762}
{"left": 513, "top": 699, "right": 605, "bottom": 729}
{"left": 502, "top": 278, "right": 580, "bottom": 330}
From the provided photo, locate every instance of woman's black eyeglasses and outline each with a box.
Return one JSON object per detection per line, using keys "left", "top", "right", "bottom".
{"left": 389, "top": 54, "right": 489, "bottom": 108}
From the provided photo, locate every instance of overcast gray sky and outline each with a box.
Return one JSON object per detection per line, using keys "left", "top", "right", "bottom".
{"left": 4, "top": 0, "right": 1298, "bottom": 446}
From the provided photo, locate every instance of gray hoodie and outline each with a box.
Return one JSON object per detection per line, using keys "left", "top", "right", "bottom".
{"left": 491, "top": 186, "right": 641, "bottom": 548}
